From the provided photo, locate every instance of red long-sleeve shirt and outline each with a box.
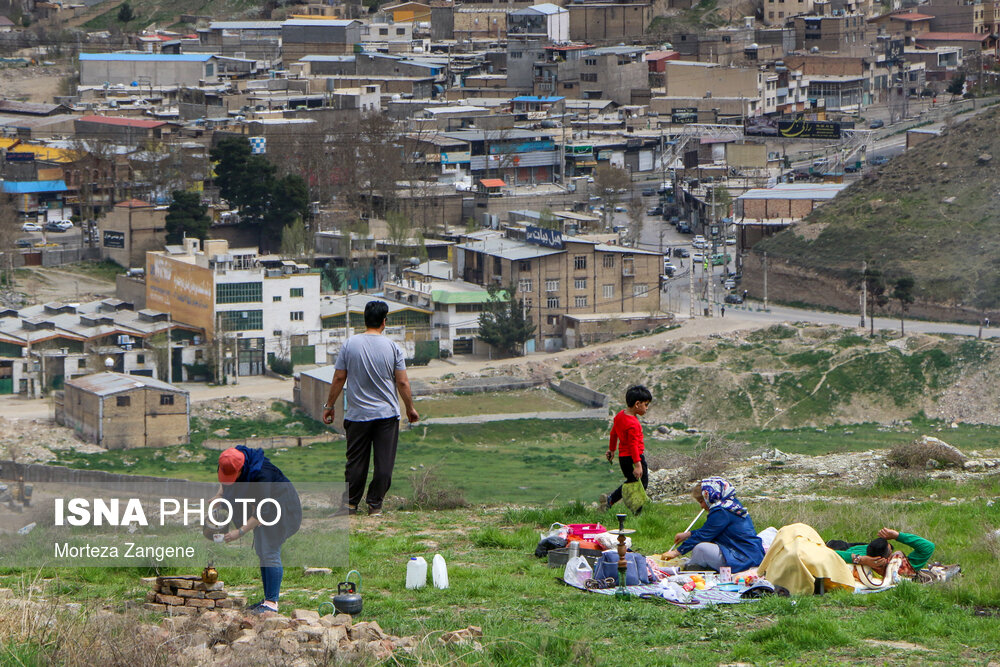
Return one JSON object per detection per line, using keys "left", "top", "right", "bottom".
{"left": 608, "top": 410, "right": 644, "bottom": 461}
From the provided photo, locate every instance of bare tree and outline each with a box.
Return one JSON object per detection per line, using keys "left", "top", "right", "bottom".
{"left": 626, "top": 195, "right": 644, "bottom": 247}
{"left": 0, "top": 193, "right": 20, "bottom": 288}
{"left": 593, "top": 164, "right": 630, "bottom": 231}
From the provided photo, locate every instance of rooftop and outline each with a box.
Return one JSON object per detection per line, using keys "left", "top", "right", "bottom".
{"left": 68, "top": 372, "right": 187, "bottom": 397}
{"left": 79, "top": 52, "right": 214, "bottom": 62}
{"left": 737, "top": 183, "right": 847, "bottom": 201}
{"left": 77, "top": 115, "right": 167, "bottom": 129}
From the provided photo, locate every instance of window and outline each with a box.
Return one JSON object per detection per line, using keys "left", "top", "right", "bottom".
{"left": 116, "top": 396, "right": 130, "bottom": 407}
{"left": 379, "top": 28, "right": 388, "bottom": 35}
{"left": 547, "top": 315, "right": 559, "bottom": 325}
{"left": 219, "top": 310, "right": 263, "bottom": 331}
{"left": 396, "top": 28, "right": 406, "bottom": 35}
{"left": 519, "top": 278, "right": 533, "bottom": 293}
{"left": 584, "top": 58, "right": 597, "bottom": 66}
{"left": 290, "top": 287, "right": 304, "bottom": 298}
{"left": 574, "top": 278, "right": 587, "bottom": 290}
{"left": 216, "top": 282, "right": 263, "bottom": 304}
{"left": 581, "top": 73, "right": 598, "bottom": 82}
{"left": 574, "top": 256, "right": 587, "bottom": 270}
{"left": 602, "top": 254, "right": 615, "bottom": 268}
{"left": 545, "top": 279, "right": 560, "bottom": 292}
{"left": 136, "top": 354, "right": 145, "bottom": 364}
{"left": 546, "top": 296, "right": 560, "bottom": 308}
{"left": 273, "top": 296, "right": 282, "bottom": 302}
{"left": 511, "top": 51, "right": 522, "bottom": 59}
{"left": 603, "top": 284, "right": 614, "bottom": 300}
{"left": 633, "top": 284, "right": 649, "bottom": 298}
{"left": 456, "top": 303, "right": 483, "bottom": 312}
{"left": 205, "top": 64, "right": 214, "bottom": 77}
{"left": 519, "top": 260, "right": 531, "bottom": 271}
{"left": 160, "top": 394, "right": 174, "bottom": 406}
{"left": 574, "top": 296, "right": 588, "bottom": 307}
{"left": 290, "top": 311, "right": 304, "bottom": 321}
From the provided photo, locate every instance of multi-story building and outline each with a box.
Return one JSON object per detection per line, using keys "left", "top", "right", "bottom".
{"left": 921, "top": 0, "right": 988, "bottom": 34}
{"left": 534, "top": 45, "right": 648, "bottom": 105}
{"left": 434, "top": 128, "right": 561, "bottom": 185}
{"left": 145, "top": 238, "right": 322, "bottom": 377}
{"left": 566, "top": 0, "right": 651, "bottom": 44}
{"left": 281, "top": 19, "right": 362, "bottom": 61}
{"left": 452, "top": 228, "right": 664, "bottom": 351}
{"left": 793, "top": 13, "right": 876, "bottom": 56}
{"left": 763, "top": 0, "right": 817, "bottom": 25}
{"left": 868, "top": 11, "right": 934, "bottom": 45}
{"left": 663, "top": 61, "right": 766, "bottom": 115}
{"left": 508, "top": 3, "right": 570, "bottom": 41}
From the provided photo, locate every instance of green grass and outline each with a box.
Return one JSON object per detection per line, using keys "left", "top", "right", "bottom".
{"left": 413, "top": 388, "right": 587, "bottom": 419}
{"left": 58, "top": 259, "right": 124, "bottom": 283}
{"left": 83, "top": 0, "right": 257, "bottom": 31}
{"left": 4, "top": 499, "right": 999, "bottom": 665}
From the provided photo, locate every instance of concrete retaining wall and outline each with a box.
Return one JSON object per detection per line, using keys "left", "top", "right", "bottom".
{"left": 201, "top": 434, "right": 339, "bottom": 451}
{"left": 0, "top": 460, "right": 214, "bottom": 497}
{"left": 550, "top": 380, "right": 609, "bottom": 408}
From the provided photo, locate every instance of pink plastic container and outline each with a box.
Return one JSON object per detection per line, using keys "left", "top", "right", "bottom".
{"left": 567, "top": 523, "right": 606, "bottom": 539}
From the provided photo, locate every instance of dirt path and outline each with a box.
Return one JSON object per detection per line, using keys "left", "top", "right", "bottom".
{"left": 15, "top": 267, "right": 116, "bottom": 304}
{"left": 65, "top": 0, "right": 125, "bottom": 28}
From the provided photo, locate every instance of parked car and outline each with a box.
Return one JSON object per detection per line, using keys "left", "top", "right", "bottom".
{"left": 15, "top": 238, "right": 32, "bottom": 248}
{"left": 662, "top": 265, "right": 676, "bottom": 277}
{"left": 692, "top": 234, "right": 707, "bottom": 245}
{"left": 614, "top": 205, "right": 627, "bottom": 213}
{"left": 647, "top": 206, "right": 662, "bottom": 216}
{"left": 723, "top": 279, "right": 736, "bottom": 290}
{"left": 869, "top": 119, "right": 885, "bottom": 129}
{"left": 642, "top": 188, "right": 656, "bottom": 196}
{"left": 870, "top": 155, "right": 890, "bottom": 166}
{"left": 844, "top": 164, "right": 860, "bottom": 173}
{"left": 673, "top": 247, "right": 690, "bottom": 258}
{"left": 692, "top": 239, "right": 708, "bottom": 249}
{"left": 677, "top": 222, "right": 692, "bottom": 234}
{"left": 691, "top": 251, "right": 705, "bottom": 262}
{"left": 724, "top": 293, "right": 744, "bottom": 304}
{"left": 46, "top": 219, "right": 73, "bottom": 232}
{"left": 725, "top": 237, "right": 736, "bottom": 246}
{"left": 21, "top": 222, "right": 42, "bottom": 232}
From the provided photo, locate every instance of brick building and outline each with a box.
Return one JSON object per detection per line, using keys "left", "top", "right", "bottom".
{"left": 453, "top": 228, "right": 664, "bottom": 351}
{"left": 567, "top": 1, "right": 651, "bottom": 44}
{"left": 57, "top": 372, "right": 190, "bottom": 449}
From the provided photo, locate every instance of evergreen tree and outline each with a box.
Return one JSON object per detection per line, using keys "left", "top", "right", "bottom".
{"left": 117, "top": 2, "right": 135, "bottom": 23}
{"left": 164, "top": 190, "right": 210, "bottom": 244}
{"left": 476, "top": 284, "right": 535, "bottom": 357}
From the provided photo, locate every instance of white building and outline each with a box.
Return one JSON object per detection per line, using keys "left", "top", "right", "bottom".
{"left": 508, "top": 4, "right": 570, "bottom": 43}
{"left": 383, "top": 261, "right": 492, "bottom": 355}
{"left": 146, "top": 239, "right": 323, "bottom": 377}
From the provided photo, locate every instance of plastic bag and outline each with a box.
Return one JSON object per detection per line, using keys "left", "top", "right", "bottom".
{"left": 541, "top": 523, "right": 569, "bottom": 540}
{"left": 534, "top": 535, "right": 567, "bottom": 558}
{"left": 621, "top": 481, "right": 647, "bottom": 514}
{"left": 594, "top": 531, "right": 632, "bottom": 551}
{"left": 657, "top": 581, "right": 689, "bottom": 603}
{"left": 758, "top": 526, "right": 778, "bottom": 552}
{"left": 563, "top": 555, "right": 592, "bottom": 588}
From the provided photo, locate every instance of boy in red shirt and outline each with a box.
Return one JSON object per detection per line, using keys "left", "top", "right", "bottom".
{"left": 600, "top": 385, "right": 652, "bottom": 510}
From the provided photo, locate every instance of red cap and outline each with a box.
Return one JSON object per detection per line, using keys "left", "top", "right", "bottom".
{"left": 217, "top": 448, "right": 245, "bottom": 485}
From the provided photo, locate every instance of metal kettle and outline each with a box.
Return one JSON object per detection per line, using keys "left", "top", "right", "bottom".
{"left": 327, "top": 570, "right": 363, "bottom": 616}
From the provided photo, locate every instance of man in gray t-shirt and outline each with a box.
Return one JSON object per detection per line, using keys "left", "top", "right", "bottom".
{"left": 322, "top": 300, "right": 419, "bottom": 515}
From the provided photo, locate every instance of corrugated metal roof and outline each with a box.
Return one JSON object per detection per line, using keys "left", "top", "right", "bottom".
{"left": 512, "top": 95, "right": 564, "bottom": 102}
{"left": 737, "top": 183, "right": 846, "bottom": 200}
{"left": 298, "top": 55, "right": 356, "bottom": 62}
{"left": 282, "top": 19, "right": 358, "bottom": 27}
{"left": 68, "top": 372, "right": 187, "bottom": 397}
{"left": 79, "top": 52, "right": 214, "bottom": 62}
{"left": 78, "top": 115, "right": 166, "bottom": 128}
{"left": 1, "top": 180, "right": 67, "bottom": 194}
{"left": 209, "top": 21, "right": 283, "bottom": 29}
{"left": 455, "top": 237, "right": 563, "bottom": 261}
{"left": 513, "top": 3, "right": 566, "bottom": 14}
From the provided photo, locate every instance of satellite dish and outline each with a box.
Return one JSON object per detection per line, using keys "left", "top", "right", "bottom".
{"left": 408, "top": 257, "right": 421, "bottom": 266}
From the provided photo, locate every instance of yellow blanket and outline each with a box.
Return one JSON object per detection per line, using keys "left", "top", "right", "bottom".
{"left": 757, "top": 523, "right": 856, "bottom": 595}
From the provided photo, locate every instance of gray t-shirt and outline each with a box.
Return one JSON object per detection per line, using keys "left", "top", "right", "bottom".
{"left": 334, "top": 333, "right": 406, "bottom": 422}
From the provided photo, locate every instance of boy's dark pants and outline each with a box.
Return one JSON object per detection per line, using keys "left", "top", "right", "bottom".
{"left": 344, "top": 417, "right": 399, "bottom": 509}
{"left": 608, "top": 454, "right": 648, "bottom": 506}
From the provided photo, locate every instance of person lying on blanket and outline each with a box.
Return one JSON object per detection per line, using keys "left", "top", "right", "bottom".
{"left": 662, "top": 477, "right": 765, "bottom": 573}
{"left": 829, "top": 527, "right": 935, "bottom": 577}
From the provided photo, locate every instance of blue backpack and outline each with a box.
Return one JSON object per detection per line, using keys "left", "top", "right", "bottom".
{"left": 593, "top": 550, "right": 650, "bottom": 586}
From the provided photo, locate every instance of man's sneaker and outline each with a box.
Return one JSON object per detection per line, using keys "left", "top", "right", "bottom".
{"left": 367, "top": 503, "right": 382, "bottom": 516}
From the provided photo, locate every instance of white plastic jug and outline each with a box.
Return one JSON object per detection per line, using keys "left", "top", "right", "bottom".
{"left": 432, "top": 554, "right": 449, "bottom": 589}
{"left": 563, "top": 555, "right": 592, "bottom": 588}
{"left": 406, "top": 556, "right": 427, "bottom": 589}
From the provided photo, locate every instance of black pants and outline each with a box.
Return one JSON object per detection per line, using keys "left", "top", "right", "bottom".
{"left": 608, "top": 454, "right": 648, "bottom": 506}
{"left": 344, "top": 417, "right": 400, "bottom": 509}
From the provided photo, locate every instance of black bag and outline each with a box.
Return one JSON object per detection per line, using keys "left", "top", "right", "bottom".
{"left": 534, "top": 535, "right": 567, "bottom": 558}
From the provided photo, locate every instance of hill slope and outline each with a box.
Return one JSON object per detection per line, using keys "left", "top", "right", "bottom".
{"left": 753, "top": 105, "right": 1000, "bottom": 316}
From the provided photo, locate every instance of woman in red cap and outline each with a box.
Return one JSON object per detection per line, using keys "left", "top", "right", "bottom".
{"left": 210, "top": 446, "right": 301, "bottom": 614}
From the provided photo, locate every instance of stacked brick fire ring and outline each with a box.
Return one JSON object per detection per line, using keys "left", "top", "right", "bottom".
{"left": 144, "top": 575, "right": 246, "bottom": 614}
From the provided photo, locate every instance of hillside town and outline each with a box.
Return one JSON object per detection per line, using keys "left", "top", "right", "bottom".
{"left": 0, "top": 0, "right": 993, "bottom": 396}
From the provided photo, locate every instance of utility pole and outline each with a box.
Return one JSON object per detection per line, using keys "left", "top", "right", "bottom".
{"left": 763, "top": 251, "right": 768, "bottom": 311}
{"left": 860, "top": 260, "right": 867, "bottom": 328}
{"left": 166, "top": 313, "right": 172, "bottom": 384}
{"left": 707, "top": 188, "right": 716, "bottom": 317}
{"left": 345, "top": 235, "right": 352, "bottom": 340}
{"left": 688, "top": 247, "right": 696, "bottom": 319}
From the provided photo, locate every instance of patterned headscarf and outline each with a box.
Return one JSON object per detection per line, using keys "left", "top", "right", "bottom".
{"left": 700, "top": 477, "right": 748, "bottom": 517}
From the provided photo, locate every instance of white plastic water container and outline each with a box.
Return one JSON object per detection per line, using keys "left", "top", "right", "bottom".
{"left": 406, "top": 556, "right": 428, "bottom": 589}
{"left": 432, "top": 554, "right": 449, "bottom": 589}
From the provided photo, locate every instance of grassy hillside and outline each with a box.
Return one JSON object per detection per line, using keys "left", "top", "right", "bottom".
{"left": 83, "top": 0, "right": 258, "bottom": 31}
{"left": 755, "top": 104, "right": 1000, "bottom": 310}
{"left": 561, "top": 324, "right": 1000, "bottom": 430}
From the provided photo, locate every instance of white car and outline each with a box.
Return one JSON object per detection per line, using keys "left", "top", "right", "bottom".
{"left": 692, "top": 234, "right": 707, "bottom": 245}
{"left": 614, "top": 205, "right": 627, "bottom": 213}
{"left": 692, "top": 251, "right": 705, "bottom": 262}
{"left": 46, "top": 219, "right": 73, "bottom": 232}
{"left": 691, "top": 239, "right": 708, "bottom": 249}
{"left": 21, "top": 222, "right": 42, "bottom": 232}
{"left": 724, "top": 279, "right": 736, "bottom": 290}
{"left": 725, "top": 237, "right": 736, "bottom": 246}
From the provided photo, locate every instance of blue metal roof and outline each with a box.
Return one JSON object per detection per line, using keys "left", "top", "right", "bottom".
{"left": 512, "top": 96, "right": 565, "bottom": 102}
{"left": 2, "top": 180, "right": 67, "bottom": 194}
{"left": 79, "top": 53, "right": 214, "bottom": 62}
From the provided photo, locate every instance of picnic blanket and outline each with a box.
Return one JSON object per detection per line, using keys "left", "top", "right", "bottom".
{"left": 563, "top": 579, "right": 752, "bottom": 608}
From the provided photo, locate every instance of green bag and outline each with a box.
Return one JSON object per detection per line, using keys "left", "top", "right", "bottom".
{"left": 621, "top": 481, "right": 648, "bottom": 514}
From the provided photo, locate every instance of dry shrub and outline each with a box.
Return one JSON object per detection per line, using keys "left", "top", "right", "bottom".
{"left": 888, "top": 437, "right": 967, "bottom": 469}
{"left": 984, "top": 529, "right": 1000, "bottom": 561}
{"left": 647, "top": 434, "right": 747, "bottom": 483}
{"left": 405, "top": 466, "right": 467, "bottom": 511}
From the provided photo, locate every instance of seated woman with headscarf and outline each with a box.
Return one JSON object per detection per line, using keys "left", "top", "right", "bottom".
{"left": 662, "top": 477, "right": 766, "bottom": 572}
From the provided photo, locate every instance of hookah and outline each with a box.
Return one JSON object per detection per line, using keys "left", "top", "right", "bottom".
{"left": 607, "top": 513, "right": 636, "bottom": 599}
